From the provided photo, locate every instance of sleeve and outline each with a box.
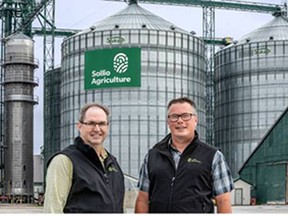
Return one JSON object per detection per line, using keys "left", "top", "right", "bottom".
{"left": 43, "top": 154, "right": 73, "bottom": 213}
{"left": 212, "top": 150, "right": 235, "bottom": 196}
{"left": 137, "top": 153, "right": 150, "bottom": 192}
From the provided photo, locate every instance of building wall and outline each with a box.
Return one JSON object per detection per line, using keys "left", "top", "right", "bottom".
{"left": 33, "top": 155, "right": 44, "bottom": 199}
{"left": 231, "top": 179, "right": 251, "bottom": 205}
{"left": 239, "top": 107, "right": 288, "bottom": 204}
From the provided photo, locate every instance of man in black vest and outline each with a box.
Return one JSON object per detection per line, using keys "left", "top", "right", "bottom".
{"left": 135, "top": 97, "right": 234, "bottom": 213}
{"left": 44, "top": 103, "right": 125, "bottom": 213}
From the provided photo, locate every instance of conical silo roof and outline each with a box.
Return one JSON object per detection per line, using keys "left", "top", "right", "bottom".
{"left": 5, "top": 32, "right": 32, "bottom": 41}
{"left": 78, "top": 1, "right": 189, "bottom": 34}
{"left": 237, "top": 15, "right": 288, "bottom": 44}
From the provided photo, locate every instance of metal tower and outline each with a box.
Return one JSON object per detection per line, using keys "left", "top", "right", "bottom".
{"left": 0, "top": 1, "right": 80, "bottom": 195}
{"left": 0, "top": 0, "right": 55, "bottom": 197}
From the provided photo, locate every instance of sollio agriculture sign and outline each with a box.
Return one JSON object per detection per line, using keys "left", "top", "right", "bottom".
{"left": 84, "top": 47, "right": 141, "bottom": 89}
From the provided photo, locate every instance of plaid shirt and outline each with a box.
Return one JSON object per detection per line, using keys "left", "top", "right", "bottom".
{"left": 137, "top": 142, "right": 234, "bottom": 196}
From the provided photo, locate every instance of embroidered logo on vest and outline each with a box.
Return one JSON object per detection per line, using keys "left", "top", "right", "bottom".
{"left": 108, "top": 166, "right": 118, "bottom": 172}
{"left": 187, "top": 157, "right": 201, "bottom": 164}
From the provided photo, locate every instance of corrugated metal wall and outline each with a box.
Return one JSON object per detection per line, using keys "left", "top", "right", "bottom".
{"left": 239, "top": 107, "right": 288, "bottom": 204}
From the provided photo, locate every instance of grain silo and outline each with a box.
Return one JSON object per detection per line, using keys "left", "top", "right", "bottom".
{"left": 2, "top": 33, "right": 38, "bottom": 200}
{"left": 58, "top": 0, "right": 206, "bottom": 179}
{"left": 43, "top": 67, "right": 61, "bottom": 167}
{"left": 214, "top": 14, "right": 288, "bottom": 176}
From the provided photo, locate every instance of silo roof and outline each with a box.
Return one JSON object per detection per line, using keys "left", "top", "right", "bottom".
{"left": 237, "top": 15, "right": 288, "bottom": 44}
{"left": 5, "top": 32, "right": 32, "bottom": 41}
{"left": 77, "top": 2, "right": 189, "bottom": 34}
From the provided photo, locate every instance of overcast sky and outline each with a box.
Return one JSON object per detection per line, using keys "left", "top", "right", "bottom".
{"left": 32, "top": 0, "right": 285, "bottom": 154}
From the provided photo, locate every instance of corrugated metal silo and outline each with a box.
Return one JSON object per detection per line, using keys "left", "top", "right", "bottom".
{"left": 2, "top": 33, "right": 38, "bottom": 199}
{"left": 214, "top": 15, "right": 288, "bottom": 176}
{"left": 59, "top": 1, "right": 206, "bottom": 178}
{"left": 43, "top": 67, "right": 61, "bottom": 167}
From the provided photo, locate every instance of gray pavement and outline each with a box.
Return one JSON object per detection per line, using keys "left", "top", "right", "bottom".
{"left": 232, "top": 205, "right": 288, "bottom": 214}
{"left": 0, "top": 204, "right": 287, "bottom": 214}
{"left": 0, "top": 204, "right": 43, "bottom": 213}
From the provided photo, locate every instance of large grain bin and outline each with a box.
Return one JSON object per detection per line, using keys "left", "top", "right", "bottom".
{"left": 214, "top": 15, "right": 288, "bottom": 176}
{"left": 43, "top": 67, "right": 61, "bottom": 167}
{"left": 58, "top": 1, "right": 206, "bottom": 178}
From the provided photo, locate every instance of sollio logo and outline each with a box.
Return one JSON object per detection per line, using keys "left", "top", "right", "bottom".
{"left": 187, "top": 157, "right": 201, "bottom": 164}
{"left": 84, "top": 47, "right": 141, "bottom": 89}
{"left": 113, "top": 53, "right": 128, "bottom": 73}
{"left": 108, "top": 166, "right": 118, "bottom": 172}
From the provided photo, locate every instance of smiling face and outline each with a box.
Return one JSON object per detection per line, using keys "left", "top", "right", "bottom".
{"left": 77, "top": 106, "right": 109, "bottom": 148}
{"left": 167, "top": 102, "right": 198, "bottom": 142}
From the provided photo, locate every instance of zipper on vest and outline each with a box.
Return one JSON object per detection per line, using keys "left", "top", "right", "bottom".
{"left": 168, "top": 176, "right": 176, "bottom": 212}
{"left": 103, "top": 173, "right": 109, "bottom": 184}
{"left": 103, "top": 172, "right": 118, "bottom": 212}
{"left": 170, "top": 177, "right": 175, "bottom": 187}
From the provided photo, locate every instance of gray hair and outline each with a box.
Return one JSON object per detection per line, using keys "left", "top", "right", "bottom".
{"left": 78, "top": 103, "right": 110, "bottom": 122}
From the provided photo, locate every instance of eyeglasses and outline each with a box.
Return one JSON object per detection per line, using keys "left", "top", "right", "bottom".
{"left": 80, "top": 121, "right": 108, "bottom": 128}
{"left": 168, "top": 113, "right": 196, "bottom": 122}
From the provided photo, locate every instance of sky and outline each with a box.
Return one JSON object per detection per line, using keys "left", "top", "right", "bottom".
{"left": 32, "top": 0, "right": 285, "bottom": 154}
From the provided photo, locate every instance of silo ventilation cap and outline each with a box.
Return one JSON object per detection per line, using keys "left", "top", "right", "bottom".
{"left": 170, "top": 25, "right": 175, "bottom": 30}
{"left": 190, "top": 31, "right": 196, "bottom": 35}
{"left": 128, "top": 0, "right": 138, "bottom": 5}
{"left": 90, "top": 26, "right": 96, "bottom": 31}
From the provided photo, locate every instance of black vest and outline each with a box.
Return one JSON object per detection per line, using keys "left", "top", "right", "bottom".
{"left": 47, "top": 137, "right": 125, "bottom": 213}
{"left": 148, "top": 132, "right": 217, "bottom": 213}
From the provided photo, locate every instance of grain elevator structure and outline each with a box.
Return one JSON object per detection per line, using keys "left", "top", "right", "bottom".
{"left": 1, "top": 33, "right": 38, "bottom": 201}
{"left": 44, "top": 0, "right": 207, "bottom": 179}
{"left": 214, "top": 14, "right": 288, "bottom": 176}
